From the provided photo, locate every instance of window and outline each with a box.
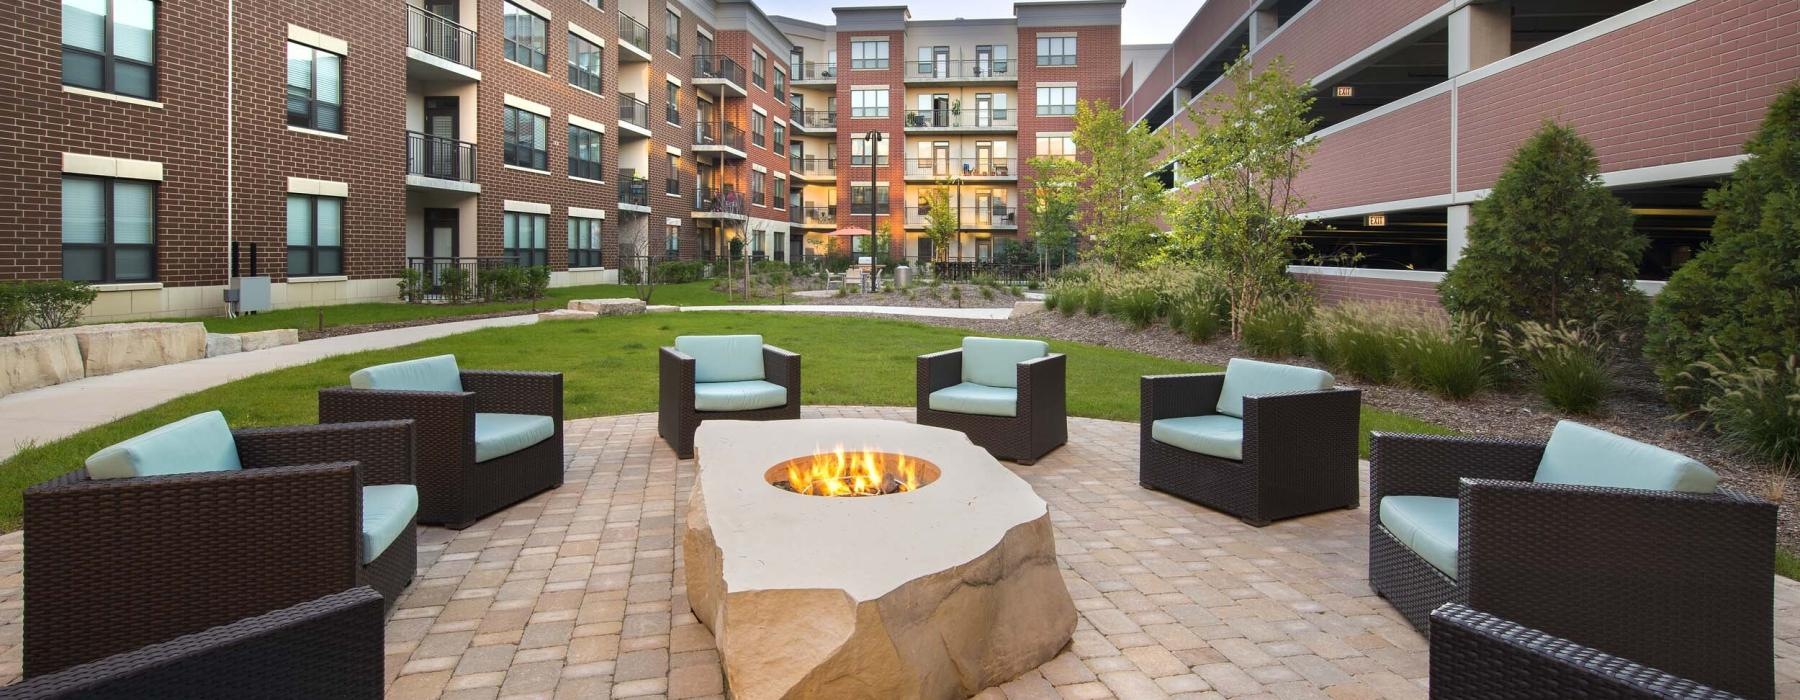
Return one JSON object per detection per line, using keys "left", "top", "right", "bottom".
{"left": 1036, "top": 35, "right": 1076, "bottom": 66}
{"left": 503, "top": 212, "right": 549, "bottom": 267}
{"left": 850, "top": 40, "right": 888, "bottom": 70}
{"left": 567, "top": 34, "right": 602, "bottom": 93}
{"left": 772, "top": 69, "right": 785, "bottom": 96}
{"left": 849, "top": 134, "right": 888, "bottom": 166}
{"left": 772, "top": 175, "right": 786, "bottom": 209}
{"left": 850, "top": 183, "right": 890, "bottom": 214}
{"left": 665, "top": 223, "right": 680, "bottom": 255}
{"left": 1036, "top": 86, "right": 1076, "bottom": 116}
{"left": 581, "top": 0, "right": 601, "bottom": 9}
{"left": 567, "top": 124, "right": 603, "bottom": 180}
{"left": 750, "top": 171, "right": 765, "bottom": 206}
{"left": 503, "top": 106, "right": 548, "bottom": 170}
{"left": 850, "top": 88, "right": 887, "bottom": 118}
{"left": 664, "top": 9, "right": 680, "bottom": 54}
{"left": 750, "top": 112, "right": 766, "bottom": 148}
{"left": 503, "top": 2, "right": 547, "bottom": 71}
{"left": 285, "top": 42, "right": 343, "bottom": 132}
{"left": 62, "top": 0, "right": 156, "bottom": 99}
{"left": 1036, "top": 135, "right": 1077, "bottom": 159}
{"left": 772, "top": 123, "right": 785, "bottom": 155}
{"left": 61, "top": 175, "right": 155, "bottom": 282}
{"left": 665, "top": 81, "right": 680, "bottom": 124}
{"left": 568, "top": 217, "right": 602, "bottom": 268}
{"left": 285, "top": 194, "right": 343, "bottom": 278}
{"left": 774, "top": 229, "right": 786, "bottom": 260}
{"left": 666, "top": 153, "right": 681, "bottom": 194}
{"left": 751, "top": 51, "right": 766, "bottom": 89}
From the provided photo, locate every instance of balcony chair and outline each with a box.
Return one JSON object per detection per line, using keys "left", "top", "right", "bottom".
{"left": 659, "top": 335, "right": 801, "bottom": 459}
{"left": 917, "top": 337, "right": 1066, "bottom": 464}
{"left": 1, "top": 587, "right": 386, "bottom": 699}
{"left": 22, "top": 412, "right": 417, "bottom": 677}
{"left": 1139, "top": 358, "right": 1360, "bottom": 526}
{"left": 1369, "top": 422, "right": 1775, "bottom": 699}
{"left": 319, "top": 354, "right": 564, "bottom": 530}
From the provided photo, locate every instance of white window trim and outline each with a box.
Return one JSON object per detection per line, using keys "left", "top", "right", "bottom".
{"left": 504, "top": 200, "right": 552, "bottom": 214}
{"left": 666, "top": 145, "right": 683, "bottom": 155}
{"left": 751, "top": 164, "right": 768, "bottom": 173}
{"left": 509, "top": 0, "right": 552, "bottom": 19}
{"left": 62, "top": 85, "right": 163, "bottom": 109}
{"left": 503, "top": 164, "right": 553, "bottom": 175}
{"left": 288, "top": 125, "right": 350, "bottom": 140}
{"left": 570, "top": 207, "right": 608, "bottom": 220}
{"left": 504, "top": 94, "right": 553, "bottom": 117}
{"left": 568, "top": 113, "right": 608, "bottom": 133}
{"left": 569, "top": 22, "right": 606, "bottom": 47}
{"left": 666, "top": 74, "right": 682, "bottom": 87}
{"left": 285, "top": 177, "right": 348, "bottom": 197}
{"left": 287, "top": 25, "right": 348, "bottom": 54}
{"left": 569, "top": 175, "right": 606, "bottom": 185}
{"left": 63, "top": 153, "right": 164, "bottom": 181}
{"left": 751, "top": 105, "right": 768, "bottom": 116}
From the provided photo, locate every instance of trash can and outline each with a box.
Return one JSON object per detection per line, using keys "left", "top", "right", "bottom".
{"left": 894, "top": 265, "right": 912, "bottom": 289}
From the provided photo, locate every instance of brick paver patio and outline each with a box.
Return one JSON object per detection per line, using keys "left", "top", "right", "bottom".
{"left": 1, "top": 406, "right": 1797, "bottom": 698}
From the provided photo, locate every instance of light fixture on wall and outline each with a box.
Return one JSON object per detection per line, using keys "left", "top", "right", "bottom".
{"left": 1334, "top": 85, "right": 1355, "bottom": 98}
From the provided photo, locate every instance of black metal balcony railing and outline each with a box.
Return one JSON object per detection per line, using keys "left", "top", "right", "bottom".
{"left": 791, "top": 108, "right": 836, "bottom": 130}
{"left": 903, "top": 108, "right": 1016, "bottom": 129}
{"left": 692, "top": 54, "right": 746, "bottom": 86}
{"left": 793, "top": 156, "right": 837, "bottom": 176}
{"left": 910, "top": 58, "right": 1013, "bottom": 80}
{"left": 406, "top": 131, "right": 476, "bottom": 182}
{"left": 789, "top": 60, "right": 835, "bottom": 80}
{"left": 403, "top": 256, "right": 516, "bottom": 302}
{"left": 619, "top": 174, "right": 649, "bottom": 207}
{"left": 799, "top": 204, "right": 836, "bottom": 226}
{"left": 695, "top": 186, "right": 745, "bottom": 215}
{"left": 618, "top": 14, "right": 650, "bottom": 53}
{"left": 619, "top": 93, "right": 649, "bottom": 129}
{"left": 908, "top": 204, "right": 1017, "bottom": 228}
{"left": 693, "top": 121, "right": 745, "bottom": 151}
{"left": 904, "top": 156, "right": 1017, "bottom": 178}
{"left": 407, "top": 5, "right": 476, "bottom": 68}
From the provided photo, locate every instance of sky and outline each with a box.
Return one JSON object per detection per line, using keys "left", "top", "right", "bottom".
{"left": 751, "top": 0, "right": 1206, "bottom": 45}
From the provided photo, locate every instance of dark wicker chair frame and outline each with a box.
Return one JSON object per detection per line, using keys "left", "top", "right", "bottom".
{"left": 1369, "top": 432, "right": 1776, "bottom": 700}
{"left": 1138, "top": 373, "right": 1361, "bottom": 526}
{"left": 1429, "top": 604, "right": 1743, "bottom": 700}
{"left": 0, "top": 587, "right": 386, "bottom": 699}
{"left": 320, "top": 370, "right": 565, "bottom": 530}
{"left": 659, "top": 345, "right": 801, "bottom": 459}
{"left": 916, "top": 349, "right": 1066, "bottom": 465}
{"left": 22, "top": 420, "right": 417, "bottom": 678}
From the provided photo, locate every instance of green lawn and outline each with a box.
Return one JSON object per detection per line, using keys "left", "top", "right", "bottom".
{"left": 162, "top": 281, "right": 747, "bottom": 334}
{"left": 0, "top": 312, "right": 1449, "bottom": 531}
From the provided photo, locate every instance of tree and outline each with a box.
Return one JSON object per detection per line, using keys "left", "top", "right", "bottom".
{"left": 919, "top": 178, "right": 960, "bottom": 262}
{"left": 1647, "top": 82, "right": 1800, "bottom": 391}
{"left": 1068, "top": 99, "right": 1166, "bottom": 266}
{"left": 1437, "top": 120, "right": 1647, "bottom": 334}
{"left": 1166, "top": 54, "right": 1318, "bottom": 337}
{"left": 1026, "top": 155, "right": 1080, "bottom": 269}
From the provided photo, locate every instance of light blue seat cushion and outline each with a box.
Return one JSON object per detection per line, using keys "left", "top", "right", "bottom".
{"left": 1534, "top": 420, "right": 1718, "bottom": 493}
{"left": 1150, "top": 415, "right": 1245, "bottom": 461}
{"left": 675, "top": 335, "right": 766, "bottom": 383}
{"left": 694, "top": 380, "right": 788, "bottom": 412}
{"left": 961, "top": 337, "right": 1049, "bottom": 389}
{"left": 350, "top": 354, "right": 463, "bottom": 393}
{"left": 929, "top": 382, "right": 1019, "bottom": 417}
{"left": 85, "top": 410, "right": 243, "bottom": 480}
{"left": 1379, "top": 495, "right": 1461, "bottom": 579}
{"left": 1216, "top": 358, "right": 1334, "bottom": 418}
{"left": 360, "top": 484, "right": 418, "bottom": 565}
{"left": 474, "top": 413, "right": 556, "bottom": 463}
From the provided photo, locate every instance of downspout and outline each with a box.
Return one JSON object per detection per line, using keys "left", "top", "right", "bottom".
{"left": 224, "top": 0, "right": 236, "bottom": 317}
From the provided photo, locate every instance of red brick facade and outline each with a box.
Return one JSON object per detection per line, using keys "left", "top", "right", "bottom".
{"left": 1293, "top": 92, "right": 1451, "bottom": 213}
{"left": 834, "top": 29, "right": 907, "bottom": 256}
{"left": 1018, "top": 23, "right": 1121, "bottom": 237}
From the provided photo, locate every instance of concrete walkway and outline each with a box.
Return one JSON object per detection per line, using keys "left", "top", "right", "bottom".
{"left": 0, "top": 314, "right": 538, "bottom": 461}
{"left": 680, "top": 304, "right": 1014, "bottom": 320}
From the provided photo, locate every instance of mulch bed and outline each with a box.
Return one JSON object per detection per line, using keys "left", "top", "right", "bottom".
{"left": 797, "top": 283, "right": 1023, "bottom": 309}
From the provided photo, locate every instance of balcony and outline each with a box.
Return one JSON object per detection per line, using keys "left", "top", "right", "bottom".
{"left": 692, "top": 55, "right": 747, "bottom": 97}
{"left": 905, "top": 58, "right": 1015, "bottom": 85}
{"left": 405, "top": 131, "right": 478, "bottom": 193}
{"left": 618, "top": 14, "right": 651, "bottom": 61}
{"left": 790, "top": 60, "right": 836, "bottom": 84}
{"left": 618, "top": 93, "right": 651, "bottom": 138}
{"left": 791, "top": 108, "right": 836, "bottom": 133}
{"left": 693, "top": 121, "right": 746, "bottom": 158}
{"left": 792, "top": 156, "right": 837, "bottom": 180}
{"left": 903, "top": 108, "right": 1017, "bottom": 132}
{"left": 694, "top": 186, "right": 747, "bottom": 218}
{"left": 402, "top": 257, "right": 517, "bottom": 302}
{"left": 903, "top": 156, "right": 1017, "bottom": 181}
{"left": 406, "top": 5, "right": 479, "bottom": 81}
{"left": 618, "top": 173, "right": 651, "bottom": 212}
{"left": 795, "top": 203, "right": 837, "bottom": 228}
{"left": 905, "top": 204, "right": 1017, "bottom": 230}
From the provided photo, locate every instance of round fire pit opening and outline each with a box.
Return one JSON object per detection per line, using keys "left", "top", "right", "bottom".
{"left": 764, "top": 449, "right": 942, "bottom": 497}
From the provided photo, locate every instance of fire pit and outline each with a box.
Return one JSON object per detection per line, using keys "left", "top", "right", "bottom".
{"left": 683, "top": 418, "right": 1076, "bottom": 699}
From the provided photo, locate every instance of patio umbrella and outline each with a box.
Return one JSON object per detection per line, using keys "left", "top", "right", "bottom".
{"left": 822, "top": 228, "right": 874, "bottom": 260}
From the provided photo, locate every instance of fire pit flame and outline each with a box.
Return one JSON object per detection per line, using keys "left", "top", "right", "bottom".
{"left": 769, "top": 446, "right": 938, "bottom": 497}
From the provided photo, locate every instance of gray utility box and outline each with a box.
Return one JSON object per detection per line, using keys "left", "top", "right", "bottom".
{"left": 227, "top": 276, "right": 273, "bottom": 314}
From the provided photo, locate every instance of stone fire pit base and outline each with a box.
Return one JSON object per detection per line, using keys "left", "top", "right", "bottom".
{"left": 684, "top": 419, "right": 1076, "bottom": 699}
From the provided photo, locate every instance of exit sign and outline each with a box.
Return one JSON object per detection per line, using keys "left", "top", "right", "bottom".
{"left": 1334, "top": 85, "right": 1355, "bottom": 98}
{"left": 1364, "top": 213, "right": 1387, "bottom": 227}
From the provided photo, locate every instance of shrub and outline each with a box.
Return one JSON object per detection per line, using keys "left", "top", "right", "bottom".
{"left": 396, "top": 268, "right": 425, "bottom": 303}
{"left": 0, "top": 283, "right": 30, "bottom": 336}
{"left": 1679, "top": 352, "right": 1800, "bottom": 475}
{"left": 949, "top": 285, "right": 963, "bottom": 307}
{"left": 1398, "top": 320, "right": 1493, "bottom": 400}
{"left": 1240, "top": 298, "right": 1313, "bottom": 358}
{"left": 438, "top": 267, "right": 471, "bottom": 304}
{"left": 1082, "top": 286, "right": 1107, "bottom": 316}
{"left": 1044, "top": 291, "right": 1060, "bottom": 311}
{"left": 1648, "top": 83, "right": 1800, "bottom": 396}
{"left": 23, "top": 280, "right": 97, "bottom": 329}
{"left": 980, "top": 286, "right": 995, "bottom": 301}
{"left": 1502, "top": 321, "right": 1614, "bottom": 415}
{"left": 1171, "top": 292, "right": 1225, "bottom": 343}
{"left": 1307, "top": 302, "right": 1447, "bottom": 384}
{"left": 1438, "top": 120, "right": 1648, "bottom": 336}
{"left": 522, "top": 266, "right": 551, "bottom": 301}
{"left": 656, "top": 260, "right": 705, "bottom": 284}
{"left": 479, "top": 265, "right": 525, "bottom": 301}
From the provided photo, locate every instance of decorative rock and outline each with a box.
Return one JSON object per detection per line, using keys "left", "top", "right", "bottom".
{"left": 0, "top": 333, "right": 84, "bottom": 397}
{"left": 567, "top": 298, "right": 647, "bottom": 315}
{"left": 685, "top": 418, "right": 1076, "bottom": 700}
{"left": 645, "top": 305, "right": 680, "bottom": 313}
{"left": 206, "top": 329, "right": 300, "bottom": 357}
{"left": 538, "top": 309, "right": 599, "bottom": 321}
{"left": 63, "top": 323, "right": 206, "bottom": 378}
{"left": 1011, "top": 301, "right": 1047, "bottom": 318}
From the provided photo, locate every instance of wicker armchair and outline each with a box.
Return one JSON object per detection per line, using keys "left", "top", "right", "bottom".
{"left": 1429, "top": 604, "right": 1744, "bottom": 699}
{"left": 0, "top": 587, "right": 386, "bottom": 699}
{"left": 916, "top": 338, "right": 1066, "bottom": 465}
{"left": 1369, "top": 428, "right": 1775, "bottom": 699}
{"left": 659, "top": 335, "right": 801, "bottom": 459}
{"left": 319, "top": 355, "right": 564, "bottom": 529}
{"left": 1138, "top": 359, "right": 1361, "bottom": 526}
{"left": 22, "top": 418, "right": 417, "bottom": 678}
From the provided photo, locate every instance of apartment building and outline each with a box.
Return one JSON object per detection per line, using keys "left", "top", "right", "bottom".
{"left": 1122, "top": 0, "right": 1798, "bottom": 305}
{"left": 0, "top": 0, "right": 1123, "bottom": 321}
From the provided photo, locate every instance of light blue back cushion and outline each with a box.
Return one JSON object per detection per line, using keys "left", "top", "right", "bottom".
{"left": 85, "top": 410, "right": 243, "bottom": 480}
{"left": 675, "top": 335, "right": 766, "bottom": 383}
{"left": 961, "top": 337, "right": 1049, "bottom": 389}
{"left": 1534, "top": 420, "right": 1718, "bottom": 493}
{"left": 350, "top": 354, "right": 463, "bottom": 393}
{"left": 1215, "top": 358, "right": 1334, "bottom": 418}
